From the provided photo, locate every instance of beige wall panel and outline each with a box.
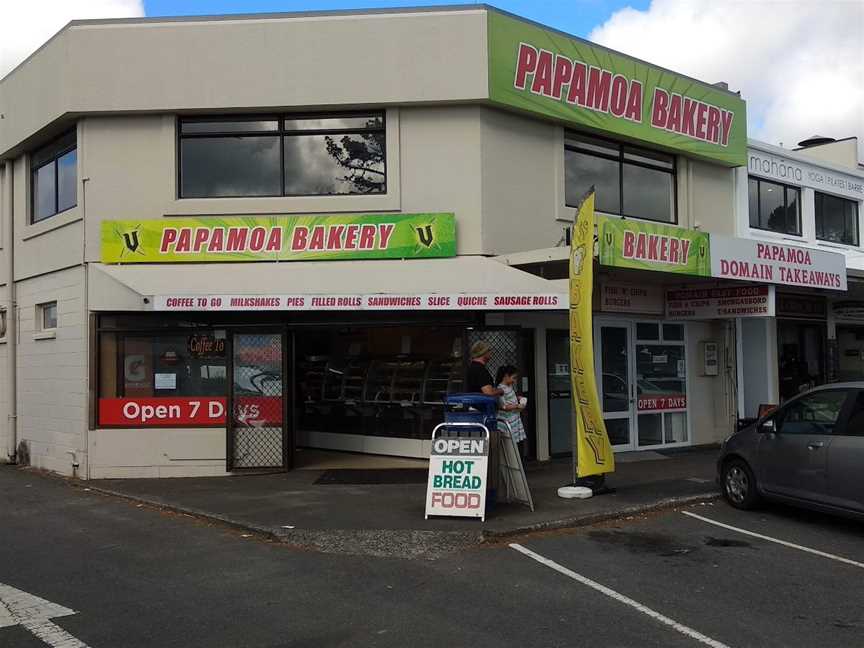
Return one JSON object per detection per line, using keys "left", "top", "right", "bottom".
{"left": 480, "top": 109, "right": 567, "bottom": 255}
{"left": 399, "top": 107, "right": 484, "bottom": 254}
{"left": 686, "top": 158, "right": 736, "bottom": 235}
{"left": 89, "top": 427, "right": 228, "bottom": 479}
{"left": 0, "top": 10, "right": 488, "bottom": 154}
{"left": 15, "top": 267, "right": 87, "bottom": 476}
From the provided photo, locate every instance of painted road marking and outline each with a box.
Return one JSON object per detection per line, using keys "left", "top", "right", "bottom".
{"left": 0, "top": 582, "right": 91, "bottom": 647}
{"left": 682, "top": 511, "right": 864, "bottom": 570}
{"left": 509, "top": 543, "right": 732, "bottom": 648}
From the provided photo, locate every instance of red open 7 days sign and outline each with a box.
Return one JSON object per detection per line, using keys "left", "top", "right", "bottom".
{"left": 99, "top": 397, "right": 283, "bottom": 427}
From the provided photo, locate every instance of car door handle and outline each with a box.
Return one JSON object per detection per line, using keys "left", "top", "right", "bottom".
{"left": 807, "top": 441, "right": 825, "bottom": 450}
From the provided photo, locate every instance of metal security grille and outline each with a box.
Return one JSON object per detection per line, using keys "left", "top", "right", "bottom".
{"left": 230, "top": 333, "right": 286, "bottom": 470}
{"left": 468, "top": 329, "right": 520, "bottom": 382}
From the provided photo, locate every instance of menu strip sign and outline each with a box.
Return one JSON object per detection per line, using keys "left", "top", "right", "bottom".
{"left": 666, "top": 285, "right": 775, "bottom": 320}
{"left": 154, "top": 293, "right": 568, "bottom": 312}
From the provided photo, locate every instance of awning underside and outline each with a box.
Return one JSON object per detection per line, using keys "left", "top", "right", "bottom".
{"left": 90, "top": 257, "right": 568, "bottom": 312}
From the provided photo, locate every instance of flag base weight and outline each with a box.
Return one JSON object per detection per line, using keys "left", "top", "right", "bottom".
{"left": 558, "top": 474, "right": 615, "bottom": 499}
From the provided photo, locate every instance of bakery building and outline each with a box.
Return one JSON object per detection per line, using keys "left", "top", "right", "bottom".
{"left": 0, "top": 6, "right": 753, "bottom": 479}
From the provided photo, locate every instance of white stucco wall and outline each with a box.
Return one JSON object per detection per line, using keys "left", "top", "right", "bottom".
{"left": 15, "top": 266, "right": 87, "bottom": 476}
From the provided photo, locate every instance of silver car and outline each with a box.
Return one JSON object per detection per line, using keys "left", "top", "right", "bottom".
{"left": 718, "top": 383, "right": 864, "bottom": 519}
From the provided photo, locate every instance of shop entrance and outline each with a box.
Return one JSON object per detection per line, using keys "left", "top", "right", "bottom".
{"left": 228, "top": 332, "right": 290, "bottom": 471}
{"left": 594, "top": 319, "right": 690, "bottom": 451}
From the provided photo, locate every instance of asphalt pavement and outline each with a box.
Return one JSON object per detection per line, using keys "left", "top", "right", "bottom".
{"left": 2, "top": 465, "right": 863, "bottom": 647}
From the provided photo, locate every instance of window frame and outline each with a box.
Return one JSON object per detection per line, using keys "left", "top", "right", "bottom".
{"left": 748, "top": 176, "right": 802, "bottom": 237}
{"left": 176, "top": 111, "right": 387, "bottom": 199}
{"left": 815, "top": 191, "right": 860, "bottom": 247}
{"left": 772, "top": 388, "right": 851, "bottom": 436}
{"left": 30, "top": 130, "right": 77, "bottom": 224}
{"left": 34, "top": 301, "right": 58, "bottom": 340}
{"left": 564, "top": 131, "right": 678, "bottom": 224}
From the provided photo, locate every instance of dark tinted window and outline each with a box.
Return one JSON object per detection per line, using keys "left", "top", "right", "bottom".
{"left": 748, "top": 177, "right": 801, "bottom": 236}
{"left": 565, "top": 132, "right": 675, "bottom": 223}
{"left": 816, "top": 192, "right": 859, "bottom": 246}
{"left": 843, "top": 392, "right": 864, "bottom": 436}
{"left": 179, "top": 113, "right": 386, "bottom": 198}
{"left": 31, "top": 130, "right": 76, "bottom": 223}
{"left": 181, "top": 136, "right": 281, "bottom": 198}
{"left": 565, "top": 149, "right": 620, "bottom": 214}
{"left": 776, "top": 390, "right": 847, "bottom": 435}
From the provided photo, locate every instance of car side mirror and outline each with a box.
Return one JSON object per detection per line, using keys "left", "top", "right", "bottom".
{"left": 759, "top": 419, "right": 776, "bottom": 433}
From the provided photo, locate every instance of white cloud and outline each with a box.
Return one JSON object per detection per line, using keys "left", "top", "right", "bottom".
{"left": 0, "top": 0, "right": 145, "bottom": 78}
{"left": 589, "top": 0, "right": 864, "bottom": 156}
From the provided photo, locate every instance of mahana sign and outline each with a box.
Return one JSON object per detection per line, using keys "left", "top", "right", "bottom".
{"left": 487, "top": 11, "right": 747, "bottom": 166}
{"left": 101, "top": 213, "right": 456, "bottom": 263}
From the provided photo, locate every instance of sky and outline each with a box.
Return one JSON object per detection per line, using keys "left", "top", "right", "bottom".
{"left": 1, "top": 0, "right": 862, "bottom": 156}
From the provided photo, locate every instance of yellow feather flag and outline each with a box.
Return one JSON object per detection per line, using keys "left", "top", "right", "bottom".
{"left": 569, "top": 189, "right": 615, "bottom": 478}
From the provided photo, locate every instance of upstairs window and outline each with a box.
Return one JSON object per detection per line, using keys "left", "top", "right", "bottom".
{"left": 816, "top": 192, "right": 859, "bottom": 246}
{"left": 179, "top": 113, "right": 386, "bottom": 198}
{"left": 748, "top": 177, "right": 800, "bottom": 236}
{"left": 31, "top": 131, "right": 77, "bottom": 223}
{"left": 565, "top": 132, "right": 676, "bottom": 223}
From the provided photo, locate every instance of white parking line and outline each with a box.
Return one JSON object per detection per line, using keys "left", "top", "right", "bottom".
{"left": 682, "top": 511, "right": 864, "bottom": 570}
{"left": 0, "top": 582, "right": 91, "bottom": 647}
{"left": 509, "top": 543, "right": 732, "bottom": 648}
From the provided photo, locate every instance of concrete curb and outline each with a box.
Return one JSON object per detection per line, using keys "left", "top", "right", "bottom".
{"left": 77, "top": 481, "right": 721, "bottom": 556}
{"left": 479, "top": 491, "right": 721, "bottom": 541}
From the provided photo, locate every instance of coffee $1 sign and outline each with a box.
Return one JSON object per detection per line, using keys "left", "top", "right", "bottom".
{"left": 425, "top": 437, "right": 489, "bottom": 521}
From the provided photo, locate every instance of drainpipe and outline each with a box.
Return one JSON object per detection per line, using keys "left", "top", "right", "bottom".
{"left": 4, "top": 160, "right": 16, "bottom": 462}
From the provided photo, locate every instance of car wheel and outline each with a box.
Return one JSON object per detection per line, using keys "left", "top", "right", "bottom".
{"left": 721, "top": 458, "right": 760, "bottom": 510}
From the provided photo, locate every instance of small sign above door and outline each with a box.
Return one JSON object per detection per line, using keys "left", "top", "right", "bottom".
{"left": 600, "top": 281, "right": 664, "bottom": 315}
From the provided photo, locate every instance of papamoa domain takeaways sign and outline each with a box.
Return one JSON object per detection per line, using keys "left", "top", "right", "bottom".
{"left": 487, "top": 11, "right": 747, "bottom": 166}
{"left": 101, "top": 213, "right": 456, "bottom": 263}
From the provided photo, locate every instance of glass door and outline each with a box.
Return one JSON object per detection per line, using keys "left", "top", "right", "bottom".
{"left": 594, "top": 320, "right": 635, "bottom": 450}
{"left": 546, "top": 330, "right": 574, "bottom": 456}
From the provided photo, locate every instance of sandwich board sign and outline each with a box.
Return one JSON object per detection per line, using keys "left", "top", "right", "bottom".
{"left": 425, "top": 435, "right": 489, "bottom": 521}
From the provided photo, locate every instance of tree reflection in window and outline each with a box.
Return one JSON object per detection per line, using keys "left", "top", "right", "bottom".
{"left": 325, "top": 116, "right": 386, "bottom": 194}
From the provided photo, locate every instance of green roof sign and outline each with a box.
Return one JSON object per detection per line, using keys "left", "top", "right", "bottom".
{"left": 487, "top": 11, "right": 747, "bottom": 166}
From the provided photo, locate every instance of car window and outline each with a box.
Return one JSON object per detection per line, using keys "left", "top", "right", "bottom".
{"left": 840, "top": 391, "right": 864, "bottom": 437}
{"left": 776, "top": 390, "right": 848, "bottom": 435}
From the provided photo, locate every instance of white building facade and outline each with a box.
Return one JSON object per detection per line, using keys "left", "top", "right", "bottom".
{"left": 0, "top": 6, "right": 783, "bottom": 479}
{"left": 732, "top": 138, "right": 864, "bottom": 418}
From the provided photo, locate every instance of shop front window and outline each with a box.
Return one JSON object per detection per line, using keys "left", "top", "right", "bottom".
{"left": 565, "top": 132, "right": 676, "bottom": 223}
{"left": 179, "top": 112, "right": 386, "bottom": 198}
{"left": 777, "top": 320, "right": 825, "bottom": 401}
{"left": 296, "top": 326, "right": 463, "bottom": 441}
{"left": 98, "top": 331, "right": 229, "bottom": 426}
{"left": 836, "top": 326, "right": 864, "bottom": 382}
{"left": 816, "top": 192, "right": 859, "bottom": 246}
{"left": 635, "top": 322, "right": 687, "bottom": 447}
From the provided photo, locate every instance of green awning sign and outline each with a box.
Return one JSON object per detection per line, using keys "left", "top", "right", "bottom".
{"left": 487, "top": 11, "right": 747, "bottom": 166}
{"left": 599, "top": 218, "right": 711, "bottom": 276}
{"left": 101, "top": 213, "right": 456, "bottom": 264}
